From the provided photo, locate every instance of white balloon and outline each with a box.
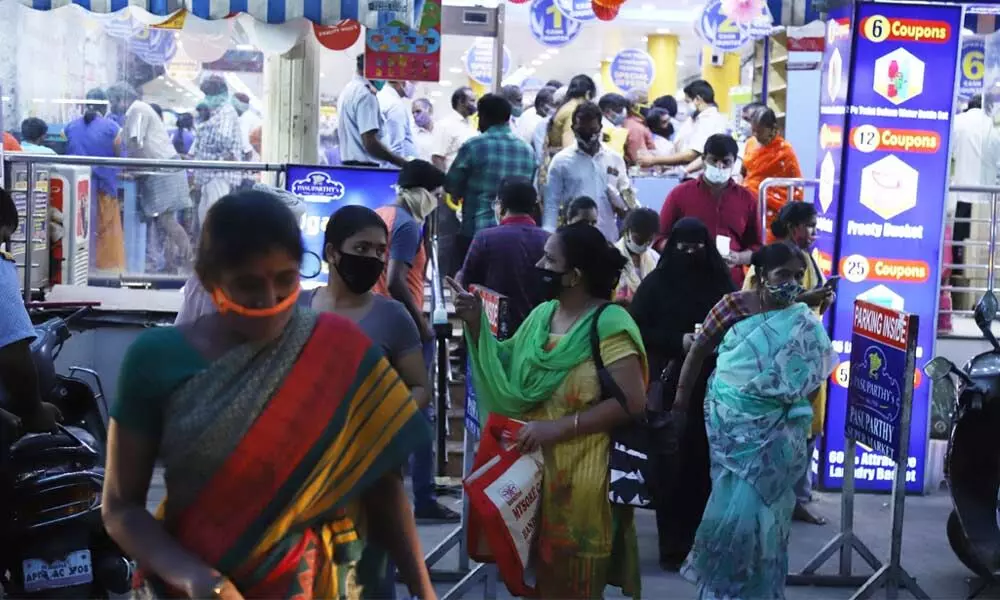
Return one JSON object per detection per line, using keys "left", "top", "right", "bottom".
{"left": 179, "top": 14, "right": 232, "bottom": 62}
{"left": 244, "top": 18, "right": 307, "bottom": 55}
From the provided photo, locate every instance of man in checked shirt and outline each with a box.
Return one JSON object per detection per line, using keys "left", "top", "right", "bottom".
{"left": 444, "top": 93, "right": 536, "bottom": 273}
{"left": 190, "top": 76, "right": 246, "bottom": 226}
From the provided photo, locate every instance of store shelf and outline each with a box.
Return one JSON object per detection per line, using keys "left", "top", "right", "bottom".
{"left": 752, "top": 30, "right": 789, "bottom": 129}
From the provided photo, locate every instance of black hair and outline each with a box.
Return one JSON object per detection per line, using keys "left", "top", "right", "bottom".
{"left": 478, "top": 93, "right": 512, "bottom": 126}
{"left": 150, "top": 103, "right": 163, "bottom": 119}
{"left": 534, "top": 86, "right": 556, "bottom": 112}
{"left": 545, "top": 79, "right": 563, "bottom": 89}
{"left": 83, "top": 88, "right": 108, "bottom": 125}
{"left": 356, "top": 53, "right": 365, "bottom": 74}
{"left": 566, "top": 196, "right": 598, "bottom": 221}
{"left": 571, "top": 101, "right": 603, "bottom": 126}
{"left": 683, "top": 79, "right": 715, "bottom": 105}
{"left": 969, "top": 94, "right": 983, "bottom": 110}
{"left": 703, "top": 134, "right": 738, "bottom": 160}
{"left": 598, "top": 93, "right": 628, "bottom": 114}
{"left": 742, "top": 101, "right": 767, "bottom": 119}
{"left": 323, "top": 204, "right": 388, "bottom": 258}
{"left": 497, "top": 176, "right": 537, "bottom": 216}
{"left": 452, "top": 87, "right": 473, "bottom": 110}
{"left": 501, "top": 85, "right": 522, "bottom": 104}
{"left": 566, "top": 74, "right": 597, "bottom": 100}
{"left": 754, "top": 107, "right": 779, "bottom": 129}
{"left": 21, "top": 118, "right": 47, "bottom": 144}
{"left": 652, "top": 95, "right": 678, "bottom": 117}
{"left": 750, "top": 241, "right": 806, "bottom": 281}
{"left": 177, "top": 113, "right": 194, "bottom": 130}
{"left": 195, "top": 190, "right": 304, "bottom": 282}
{"left": 645, "top": 107, "right": 674, "bottom": 140}
{"left": 199, "top": 75, "right": 228, "bottom": 97}
{"left": 557, "top": 221, "right": 628, "bottom": 299}
{"left": 623, "top": 208, "right": 659, "bottom": 238}
{"left": 0, "top": 187, "right": 17, "bottom": 237}
{"left": 771, "top": 201, "right": 818, "bottom": 239}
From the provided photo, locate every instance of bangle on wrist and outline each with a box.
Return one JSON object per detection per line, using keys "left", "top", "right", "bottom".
{"left": 573, "top": 413, "right": 580, "bottom": 437}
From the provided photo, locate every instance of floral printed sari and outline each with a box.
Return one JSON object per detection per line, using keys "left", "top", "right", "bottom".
{"left": 682, "top": 302, "right": 836, "bottom": 599}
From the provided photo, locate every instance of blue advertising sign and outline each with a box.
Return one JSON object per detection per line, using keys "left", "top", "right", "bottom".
{"left": 553, "top": 0, "right": 596, "bottom": 22}
{"left": 284, "top": 165, "right": 399, "bottom": 285}
{"left": 464, "top": 38, "right": 512, "bottom": 86}
{"left": 959, "top": 37, "right": 985, "bottom": 100}
{"left": 610, "top": 49, "right": 656, "bottom": 93}
{"left": 698, "top": 0, "right": 751, "bottom": 52}
{"left": 818, "top": 2, "right": 962, "bottom": 493}
{"left": 530, "top": 0, "right": 583, "bottom": 48}
{"left": 845, "top": 301, "right": 917, "bottom": 466}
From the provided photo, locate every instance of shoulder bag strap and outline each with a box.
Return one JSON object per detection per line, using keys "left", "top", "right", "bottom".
{"left": 589, "top": 303, "right": 634, "bottom": 419}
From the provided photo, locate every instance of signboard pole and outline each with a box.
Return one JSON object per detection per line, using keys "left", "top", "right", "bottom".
{"left": 491, "top": 3, "right": 506, "bottom": 93}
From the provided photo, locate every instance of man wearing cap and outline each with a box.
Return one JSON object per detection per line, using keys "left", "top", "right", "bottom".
{"left": 373, "top": 159, "right": 461, "bottom": 523}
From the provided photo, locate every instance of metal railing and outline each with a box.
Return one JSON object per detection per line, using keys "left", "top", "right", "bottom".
{"left": 426, "top": 210, "right": 452, "bottom": 479}
{"left": 2, "top": 153, "right": 286, "bottom": 302}
{"left": 757, "top": 177, "right": 821, "bottom": 236}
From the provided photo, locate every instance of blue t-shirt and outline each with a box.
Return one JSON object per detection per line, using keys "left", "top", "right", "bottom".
{"left": 0, "top": 256, "right": 35, "bottom": 348}
{"left": 390, "top": 207, "right": 422, "bottom": 266}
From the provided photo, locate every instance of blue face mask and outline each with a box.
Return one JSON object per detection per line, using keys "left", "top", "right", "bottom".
{"left": 765, "top": 279, "right": 804, "bottom": 305}
{"left": 371, "top": 80, "right": 386, "bottom": 91}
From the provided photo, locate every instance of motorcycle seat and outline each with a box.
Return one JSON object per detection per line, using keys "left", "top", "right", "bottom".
{"left": 8, "top": 427, "right": 100, "bottom": 464}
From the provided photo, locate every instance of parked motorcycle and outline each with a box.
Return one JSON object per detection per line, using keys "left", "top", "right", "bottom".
{"left": 925, "top": 290, "right": 1000, "bottom": 585}
{"left": 0, "top": 307, "right": 132, "bottom": 598}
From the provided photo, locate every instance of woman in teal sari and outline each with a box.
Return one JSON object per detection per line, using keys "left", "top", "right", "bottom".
{"left": 674, "top": 242, "right": 837, "bottom": 599}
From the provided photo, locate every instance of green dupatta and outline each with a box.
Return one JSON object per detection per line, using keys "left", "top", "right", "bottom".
{"left": 465, "top": 300, "right": 645, "bottom": 420}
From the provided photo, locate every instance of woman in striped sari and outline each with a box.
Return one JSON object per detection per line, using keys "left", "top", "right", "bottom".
{"left": 102, "top": 190, "right": 435, "bottom": 599}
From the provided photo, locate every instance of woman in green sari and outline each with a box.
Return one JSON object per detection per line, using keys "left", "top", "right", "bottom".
{"left": 447, "top": 222, "right": 649, "bottom": 599}
{"left": 675, "top": 242, "right": 837, "bottom": 599}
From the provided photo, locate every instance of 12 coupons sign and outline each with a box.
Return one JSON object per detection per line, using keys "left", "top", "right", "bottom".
{"left": 816, "top": 3, "right": 962, "bottom": 493}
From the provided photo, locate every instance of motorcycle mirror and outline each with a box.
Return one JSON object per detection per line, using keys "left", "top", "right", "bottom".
{"left": 300, "top": 251, "right": 323, "bottom": 279}
{"left": 924, "top": 356, "right": 957, "bottom": 381}
{"left": 974, "top": 291, "right": 1000, "bottom": 351}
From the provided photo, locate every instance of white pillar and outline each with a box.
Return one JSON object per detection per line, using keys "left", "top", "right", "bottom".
{"left": 262, "top": 36, "right": 320, "bottom": 164}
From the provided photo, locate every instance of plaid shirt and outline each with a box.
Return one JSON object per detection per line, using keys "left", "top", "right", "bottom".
{"left": 695, "top": 291, "right": 755, "bottom": 346}
{"left": 445, "top": 124, "right": 536, "bottom": 237}
{"left": 191, "top": 103, "right": 244, "bottom": 187}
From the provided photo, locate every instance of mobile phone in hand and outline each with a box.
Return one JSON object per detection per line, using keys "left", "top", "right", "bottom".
{"left": 823, "top": 275, "right": 842, "bottom": 291}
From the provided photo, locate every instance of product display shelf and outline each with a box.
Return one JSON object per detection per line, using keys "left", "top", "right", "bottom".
{"left": 753, "top": 30, "right": 789, "bottom": 124}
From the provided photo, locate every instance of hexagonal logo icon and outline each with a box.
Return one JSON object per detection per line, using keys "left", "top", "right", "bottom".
{"left": 873, "top": 48, "right": 925, "bottom": 105}
{"left": 859, "top": 154, "right": 918, "bottom": 220}
{"left": 857, "top": 284, "right": 905, "bottom": 312}
{"left": 827, "top": 47, "right": 843, "bottom": 102}
{"left": 819, "top": 151, "right": 835, "bottom": 213}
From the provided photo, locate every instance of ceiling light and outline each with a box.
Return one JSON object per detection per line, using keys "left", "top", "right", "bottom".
{"left": 439, "top": 80, "right": 453, "bottom": 87}
{"left": 236, "top": 44, "right": 255, "bottom": 51}
{"left": 548, "top": 49, "right": 559, "bottom": 55}
{"left": 431, "top": 91, "right": 442, "bottom": 97}
{"left": 641, "top": 36, "right": 648, "bottom": 42}
{"left": 320, "top": 72, "right": 326, "bottom": 78}
{"left": 641, "top": 3, "right": 654, "bottom": 9}
{"left": 656, "top": 27, "right": 671, "bottom": 34}
{"left": 449, "top": 67, "right": 463, "bottom": 74}
{"left": 677, "top": 61, "right": 685, "bottom": 66}
{"left": 532, "top": 59, "right": 543, "bottom": 66}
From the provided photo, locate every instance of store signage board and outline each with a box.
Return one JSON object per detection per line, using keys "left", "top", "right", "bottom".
{"left": 314, "top": 20, "right": 362, "bottom": 51}
{"left": 959, "top": 37, "right": 985, "bottom": 99}
{"left": 818, "top": 2, "right": 961, "bottom": 493}
{"left": 464, "top": 37, "right": 512, "bottom": 86}
{"left": 284, "top": 165, "right": 399, "bottom": 286}
{"left": 610, "top": 49, "right": 656, "bottom": 93}
{"left": 530, "top": 0, "right": 583, "bottom": 48}
{"left": 364, "top": 0, "right": 442, "bottom": 82}
{"left": 697, "top": 0, "right": 772, "bottom": 52}
{"left": 465, "top": 285, "right": 511, "bottom": 436}
{"left": 553, "top": 0, "right": 596, "bottom": 22}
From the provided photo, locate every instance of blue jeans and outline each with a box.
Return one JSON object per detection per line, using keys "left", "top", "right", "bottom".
{"left": 411, "top": 339, "right": 437, "bottom": 512}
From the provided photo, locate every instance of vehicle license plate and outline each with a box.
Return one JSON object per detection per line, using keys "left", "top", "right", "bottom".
{"left": 22, "top": 549, "right": 93, "bottom": 592}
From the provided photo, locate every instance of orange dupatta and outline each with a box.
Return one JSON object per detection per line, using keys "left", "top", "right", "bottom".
{"left": 743, "top": 135, "right": 803, "bottom": 243}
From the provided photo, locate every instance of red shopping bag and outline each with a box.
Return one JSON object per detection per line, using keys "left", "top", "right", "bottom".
{"left": 466, "top": 414, "right": 525, "bottom": 562}
{"left": 464, "top": 439, "right": 543, "bottom": 597}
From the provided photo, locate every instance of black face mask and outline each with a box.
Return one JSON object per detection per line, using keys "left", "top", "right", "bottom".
{"left": 334, "top": 253, "right": 385, "bottom": 294}
{"left": 535, "top": 267, "right": 565, "bottom": 300}
{"left": 575, "top": 130, "right": 601, "bottom": 153}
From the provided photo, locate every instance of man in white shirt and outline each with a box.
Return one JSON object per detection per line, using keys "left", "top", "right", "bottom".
{"left": 515, "top": 86, "right": 555, "bottom": 148}
{"left": 411, "top": 98, "right": 437, "bottom": 161}
{"left": 337, "top": 54, "right": 406, "bottom": 168}
{"left": 545, "top": 101, "right": 634, "bottom": 241}
{"left": 432, "top": 86, "right": 477, "bottom": 171}
{"left": 501, "top": 84, "right": 524, "bottom": 130}
{"left": 637, "top": 80, "right": 730, "bottom": 177}
{"left": 377, "top": 80, "right": 417, "bottom": 160}
{"left": 951, "top": 94, "right": 1000, "bottom": 302}
{"left": 108, "top": 83, "right": 193, "bottom": 272}
{"left": 232, "top": 92, "right": 261, "bottom": 161}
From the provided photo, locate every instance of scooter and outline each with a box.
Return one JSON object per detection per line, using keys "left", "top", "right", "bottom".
{"left": 925, "top": 290, "right": 1000, "bottom": 590}
{"left": 0, "top": 306, "right": 131, "bottom": 597}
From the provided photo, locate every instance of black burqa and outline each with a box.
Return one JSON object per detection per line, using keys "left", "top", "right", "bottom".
{"left": 629, "top": 217, "right": 735, "bottom": 568}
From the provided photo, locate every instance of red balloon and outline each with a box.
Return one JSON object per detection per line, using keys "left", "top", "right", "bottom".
{"left": 591, "top": 0, "right": 619, "bottom": 20}
{"left": 313, "top": 19, "right": 362, "bottom": 51}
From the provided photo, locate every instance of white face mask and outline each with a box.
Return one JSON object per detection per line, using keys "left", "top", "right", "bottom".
{"left": 625, "top": 236, "right": 651, "bottom": 255}
{"left": 703, "top": 164, "right": 731, "bottom": 185}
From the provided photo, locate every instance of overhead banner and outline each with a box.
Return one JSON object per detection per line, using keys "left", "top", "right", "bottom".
{"left": 958, "top": 37, "right": 985, "bottom": 100}
{"left": 817, "top": 2, "right": 962, "bottom": 493}
{"left": 553, "top": 0, "right": 596, "bottom": 22}
{"left": 530, "top": 0, "right": 583, "bottom": 48}
{"left": 464, "top": 38, "right": 512, "bottom": 86}
{"left": 610, "top": 49, "right": 656, "bottom": 93}
{"left": 285, "top": 166, "right": 398, "bottom": 285}
{"left": 364, "top": 0, "right": 442, "bottom": 82}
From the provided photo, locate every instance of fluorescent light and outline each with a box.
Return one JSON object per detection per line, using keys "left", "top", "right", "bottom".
{"left": 439, "top": 80, "right": 453, "bottom": 87}
{"left": 157, "top": 75, "right": 165, "bottom": 80}
{"left": 641, "top": 3, "right": 654, "bottom": 9}
{"left": 677, "top": 61, "right": 685, "bottom": 66}
{"left": 641, "top": 36, "right": 648, "bottom": 42}
{"left": 656, "top": 27, "right": 671, "bottom": 34}
{"left": 449, "top": 67, "right": 463, "bottom": 74}
{"left": 236, "top": 44, "right": 255, "bottom": 51}
{"left": 548, "top": 49, "right": 559, "bottom": 55}
{"left": 532, "top": 59, "right": 543, "bottom": 66}
{"left": 320, "top": 72, "right": 326, "bottom": 78}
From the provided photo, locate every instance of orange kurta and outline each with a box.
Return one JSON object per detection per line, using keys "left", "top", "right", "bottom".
{"left": 743, "top": 135, "right": 803, "bottom": 243}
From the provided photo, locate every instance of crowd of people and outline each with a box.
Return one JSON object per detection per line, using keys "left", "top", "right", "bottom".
{"left": 0, "top": 61, "right": 832, "bottom": 599}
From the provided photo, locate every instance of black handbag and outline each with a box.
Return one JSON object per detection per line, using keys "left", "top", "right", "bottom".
{"left": 589, "top": 304, "right": 656, "bottom": 508}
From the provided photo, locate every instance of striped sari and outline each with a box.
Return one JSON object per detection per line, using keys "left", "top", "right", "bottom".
{"left": 148, "top": 310, "right": 429, "bottom": 599}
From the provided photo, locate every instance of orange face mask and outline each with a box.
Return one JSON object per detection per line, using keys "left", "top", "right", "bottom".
{"left": 211, "top": 285, "right": 301, "bottom": 318}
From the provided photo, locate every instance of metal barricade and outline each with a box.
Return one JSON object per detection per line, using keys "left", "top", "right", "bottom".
{"left": 940, "top": 185, "right": 1000, "bottom": 320}
{"left": 757, "top": 177, "right": 821, "bottom": 237}
{"left": 2, "top": 153, "right": 285, "bottom": 302}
